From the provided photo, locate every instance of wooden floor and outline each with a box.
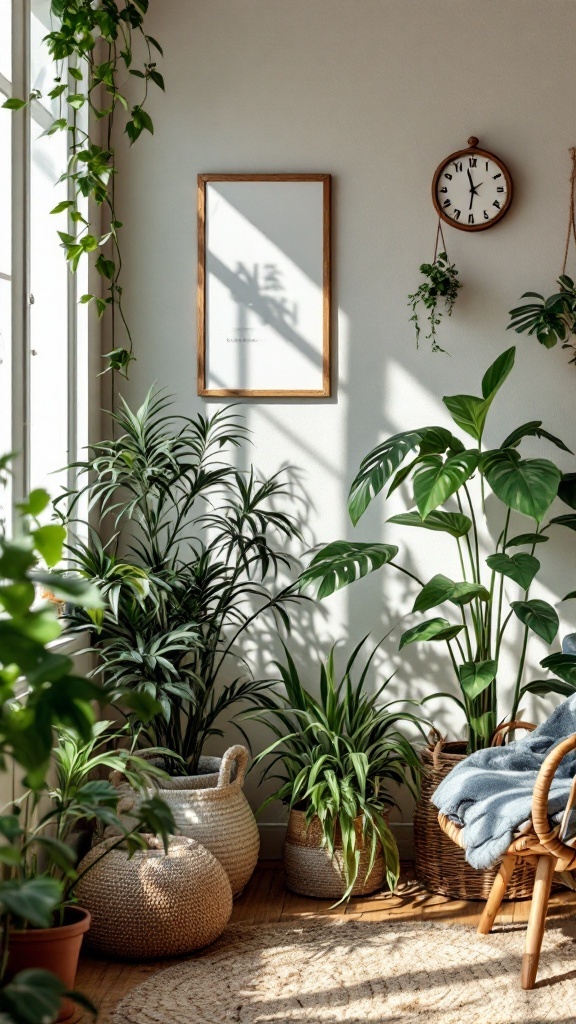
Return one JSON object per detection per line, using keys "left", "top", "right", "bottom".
{"left": 75, "top": 861, "right": 576, "bottom": 1022}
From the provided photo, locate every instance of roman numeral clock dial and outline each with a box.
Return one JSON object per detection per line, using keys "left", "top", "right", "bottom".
{"left": 432, "top": 137, "right": 513, "bottom": 231}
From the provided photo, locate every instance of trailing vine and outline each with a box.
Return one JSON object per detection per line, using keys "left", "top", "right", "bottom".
{"left": 408, "top": 221, "right": 462, "bottom": 353}
{"left": 3, "top": 0, "right": 164, "bottom": 376}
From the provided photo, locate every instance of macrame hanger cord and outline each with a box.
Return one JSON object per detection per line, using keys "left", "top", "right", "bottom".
{"left": 433, "top": 217, "right": 449, "bottom": 263}
{"left": 561, "top": 147, "right": 576, "bottom": 277}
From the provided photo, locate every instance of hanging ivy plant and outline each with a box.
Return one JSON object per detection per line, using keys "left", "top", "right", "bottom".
{"left": 408, "top": 250, "right": 462, "bottom": 353}
{"left": 3, "top": 0, "right": 165, "bottom": 377}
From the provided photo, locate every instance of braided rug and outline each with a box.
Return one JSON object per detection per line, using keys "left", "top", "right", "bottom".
{"left": 113, "top": 917, "right": 576, "bottom": 1023}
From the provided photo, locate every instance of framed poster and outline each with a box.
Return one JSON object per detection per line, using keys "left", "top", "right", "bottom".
{"left": 197, "top": 173, "right": 331, "bottom": 397}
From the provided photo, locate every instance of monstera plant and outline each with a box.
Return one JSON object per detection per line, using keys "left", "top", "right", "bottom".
{"left": 299, "top": 347, "right": 576, "bottom": 752}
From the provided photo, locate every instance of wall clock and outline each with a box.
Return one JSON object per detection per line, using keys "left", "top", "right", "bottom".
{"left": 432, "top": 137, "right": 513, "bottom": 232}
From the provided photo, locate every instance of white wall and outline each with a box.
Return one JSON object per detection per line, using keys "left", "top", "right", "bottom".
{"left": 113, "top": 0, "right": 576, "bottom": 855}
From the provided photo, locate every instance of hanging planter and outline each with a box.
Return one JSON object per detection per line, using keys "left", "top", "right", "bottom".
{"left": 408, "top": 220, "right": 462, "bottom": 353}
{"left": 508, "top": 147, "right": 576, "bottom": 366}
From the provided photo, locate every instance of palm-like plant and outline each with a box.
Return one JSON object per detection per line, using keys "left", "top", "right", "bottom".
{"left": 61, "top": 390, "right": 304, "bottom": 772}
{"left": 249, "top": 639, "right": 424, "bottom": 897}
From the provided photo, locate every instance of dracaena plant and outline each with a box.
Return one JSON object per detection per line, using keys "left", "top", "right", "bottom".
{"left": 248, "top": 638, "right": 424, "bottom": 899}
{"left": 298, "top": 347, "right": 576, "bottom": 753}
{"left": 60, "top": 390, "right": 304, "bottom": 774}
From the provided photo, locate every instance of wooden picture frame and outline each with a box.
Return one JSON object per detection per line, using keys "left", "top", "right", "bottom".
{"left": 197, "top": 173, "right": 331, "bottom": 397}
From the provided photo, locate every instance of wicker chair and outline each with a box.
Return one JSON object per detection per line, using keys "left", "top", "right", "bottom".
{"left": 438, "top": 721, "right": 576, "bottom": 990}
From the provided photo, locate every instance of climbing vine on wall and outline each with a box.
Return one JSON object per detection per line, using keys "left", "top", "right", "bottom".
{"left": 3, "top": 0, "right": 164, "bottom": 376}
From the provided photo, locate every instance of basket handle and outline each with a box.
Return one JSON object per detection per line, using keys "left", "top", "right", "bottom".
{"left": 217, "top": 745, "right": 249, "bottom": 789}
{"left": 490, "top": 720, "right": 536, "bottom": 747}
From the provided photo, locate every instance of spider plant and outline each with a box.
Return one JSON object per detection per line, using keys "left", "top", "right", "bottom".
{"left": 249, "top": 638, "right": 425, "bottom": 897}
{"left": 60, "top": 389, "right": 304, "bottom": 774}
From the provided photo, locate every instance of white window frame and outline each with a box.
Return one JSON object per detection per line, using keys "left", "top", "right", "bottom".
{"left": 4, "top": 0, "right": 99, "bottom": 510}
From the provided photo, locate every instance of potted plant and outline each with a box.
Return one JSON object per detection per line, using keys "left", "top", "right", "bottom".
{"left": 0, "top": 460, "right": 174, "bottom": 1024}
{"left": 59, "top": 389, "right": 304, "bottom": 894}
{"left": 297, "top": 346, "right": 576, "bottom": 897}
{"left": 248, "top": 639, "right": 423, "bottom": 901}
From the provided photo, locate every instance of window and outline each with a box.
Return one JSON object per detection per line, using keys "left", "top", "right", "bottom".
{"left": 0, "top": 0, "right": 90, "bottom": 528}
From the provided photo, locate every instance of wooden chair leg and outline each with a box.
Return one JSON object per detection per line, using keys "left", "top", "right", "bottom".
{"left": 521, "top": 855, "right": 556, "bottom": 990}
{"left": 477, "top": 855, "right": 516, "bottom": 935}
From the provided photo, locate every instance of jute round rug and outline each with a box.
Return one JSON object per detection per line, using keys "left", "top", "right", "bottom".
{"left": 113, "top": 917, "right": 576, "bottom": 1024}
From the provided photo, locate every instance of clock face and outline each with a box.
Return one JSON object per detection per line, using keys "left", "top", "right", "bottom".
{"left": 432, "top": 148, "right": 512, "bottom": 231}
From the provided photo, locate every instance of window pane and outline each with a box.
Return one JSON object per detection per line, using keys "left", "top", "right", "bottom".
{"left": 29, "top": 118, "right": 69, "bottom": 499}
{"left": 0, "top": 277, "right": 11, "bottom": 529}
{"left": 31, "top": 0, "right": 61, "bottom": 118}
{"left": 0, "top": 0, "right": 11, "bottom": 83}
{"left": 0, "top": 91, "right": 11, "bottom": 274}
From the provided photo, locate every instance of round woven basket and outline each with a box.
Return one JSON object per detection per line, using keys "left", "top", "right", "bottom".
{"left": 111, "top": 745, "right": 259, "bottom": 897}
{"left": 284, "top": 809, "right": 385, "bottom": 899}
{"left": 414, "top": 742, "right": 537, "bottom": 901}
{"left": 75, "top": 835, "right": 232, "bottom": 959}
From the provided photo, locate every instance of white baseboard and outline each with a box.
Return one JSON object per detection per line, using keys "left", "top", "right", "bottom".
{"left": 258, "top": 822, "right": 414, "bottom": 861}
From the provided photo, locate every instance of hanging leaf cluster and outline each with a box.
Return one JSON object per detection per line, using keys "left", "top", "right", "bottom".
{"left": 2, "top": 0, "right": 165, "bottom": 376}
{"left": 508, "top": 275, "right": 576, "bottom": 364}
{"left": 408, "top": 251, "right": 462, "bottom": 353}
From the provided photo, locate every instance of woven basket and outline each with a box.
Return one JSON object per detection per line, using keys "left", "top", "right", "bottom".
{"left": 284, "top": 809, "right": 385, "bottom": 899}
{"left": 414, "top": 742, "right": 537, "bottom": 901}
{"left": 76, "top": 835, "right": 232, "bottom": 959}
{"left": 111, "top": 745, "right": 259, "bottom": 897}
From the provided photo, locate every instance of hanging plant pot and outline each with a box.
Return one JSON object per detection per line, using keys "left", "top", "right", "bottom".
{"left": 6, "top": 906, "right": 91, "bottom": 1023}
{"left": 111, "top": 745, "right": 259, "bottom": 897}
{"left": 414, "top": 742, "right": 537, "bottom": 901}
{"left": 284, "top": 809, "right": 385, "bottom": 900}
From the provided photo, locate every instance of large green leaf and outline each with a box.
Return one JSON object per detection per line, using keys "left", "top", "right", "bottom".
{"left": 540, "top": 652, "right": 576, "bottom": 685}
{"left": 481, "top": 346, "right": 516, "bottom": 400}
{"left": 31, "top": 524, "right": 66, "bottom": 567}
{"left": 505, "top": 532, "right": 549, "bottom": 548}
{"left": 399, "top": 618, "right": 464, "bottom": 649}
{"left": 548, "top": 514, "right": 576, "bottom": 532}
{"left": 413, "top": 451, "right": 479, "bottom": 519}
{"left": 512, "top": 599, "right": 559, "bottom": 644}
{"left": 347, "top": 431, "right": 423, "bottom": 525}
{"left": 459, "top": 660, "right": 498, "bottom": 700}
{"left": 500, "top": 420, "right": 572, "bottom": 453}
{"left": 387, "top": 510, "right": 471, "bottom": 537}
{"left": 298, "top": 542, "right": 398, "bottom": 599}
{"left": 413, "top": 574, "right": 489, "bottom": 613}
{"left": 521, "top": 678, "right": 575, "bottom": 699}
{"left": 0, "top": 877, "right": 61, "bottom": 928}
{"left": 558, "top": 472, "right": 576, "bottom": 510}
{"left": 443, "top": 347, "right": 515, "bottom": 441}
{"left": 0, "top": 970, "right": 64, "bottom": 1024}
{"left": 485, "top": 552, "right": 540, "bottom": 590}
{"left": 483, "top": 450, "right": 561, "bottom": 522}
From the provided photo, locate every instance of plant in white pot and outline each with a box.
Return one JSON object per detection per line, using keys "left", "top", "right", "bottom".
{"left": 248, "top": 639, "right": 424, "bottom": 901}
{"left": 59, "top": 390, "right": 304, "bottom": 894}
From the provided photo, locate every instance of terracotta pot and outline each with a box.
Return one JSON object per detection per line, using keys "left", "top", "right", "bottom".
{"left": 7, "top": 906, "right": 91, "bottom": 1023}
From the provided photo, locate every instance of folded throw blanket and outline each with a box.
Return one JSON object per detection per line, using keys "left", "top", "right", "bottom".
{"left": 432, "top": 693, "right": 576, "bottom": 870}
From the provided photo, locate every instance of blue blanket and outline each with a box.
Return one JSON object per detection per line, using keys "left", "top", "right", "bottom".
{"left": 432, "top": 693, "right": 576, "bottom": 870}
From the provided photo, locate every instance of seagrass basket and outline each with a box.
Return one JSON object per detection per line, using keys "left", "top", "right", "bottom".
{"left": 414, "top": 741, "right": 537, "bottom": 901}
{"left": 284, "top": 809, "right": 385, "bottom": 899}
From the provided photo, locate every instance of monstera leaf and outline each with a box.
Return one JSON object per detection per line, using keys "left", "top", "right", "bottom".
{"left": 298, "top": 542, "right": 398, "bottom": 599}
{"left": 443, "top": 347, "right": 515, "bottom": 441}
{"left": 482, "top": 450, "right": 561, "bottom": 522}
{"left": 413, "top": 451, "right": 479, "bottom": 519}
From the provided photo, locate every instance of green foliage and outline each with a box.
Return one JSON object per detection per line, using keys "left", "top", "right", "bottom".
{"left": 0, "top": 460, "right": 175, "bottom": 1022}
{"left": 249, "top": 639, "right": 424, "bottom": 899}
{"left": 408, "top": 252, "right": 462, "bottom": 353}
{"left": 298, "top": 347, "right": 575, "bottom": 752}
{"left": 508, "top": 275, "right": 576, "bottom": 365}
{"left": 2, "top": 2, "right": 165, "bottom": 375}
{"left": 60, "top": 390, "right": 304, "bottom": 773}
